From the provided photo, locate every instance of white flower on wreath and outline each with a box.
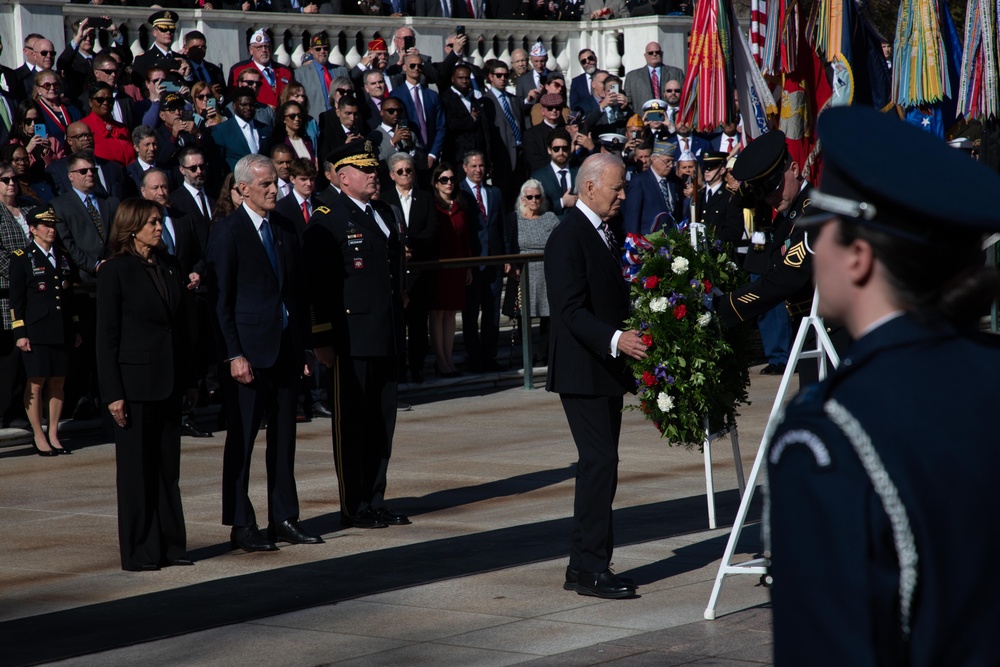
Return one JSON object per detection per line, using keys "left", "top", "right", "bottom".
{"left": 657, "top": 392, "right": 675, "bottom": 412}
{"left": 671, "top": 256, "right": 689, "bottom": 274}
{"left": 697, "top": 312, "right": 712, "bottom": 327}
{"left": 649, "top": 296, "right": 669, "bottom": 313}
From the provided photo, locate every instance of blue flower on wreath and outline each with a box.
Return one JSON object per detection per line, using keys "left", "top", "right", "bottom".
{"left": 713, "top": 240, "right": 723, "bottom": 252}
{"left": 668, "top": 292, "right": 685, "bottom": 306}
{"left": 666, "top": 375, "right": 676, "bottom": 385}
{"left": 658, "top": 246, "right": 670, "bottom": 258}
{"left": 654, "top": 365, "right": 670, "bottom": 382}
{"left": 690, "top": 279, "right": 702, "bottom": 292}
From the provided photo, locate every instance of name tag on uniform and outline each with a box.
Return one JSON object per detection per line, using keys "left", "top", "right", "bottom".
{"left": 353, "top": 258, "right": 364, "bottom": 270}
{"left": 32, "top": 265, "right": 46, "bottom": 275}
{"left": 348, "top": 238, "right": 364, "bottom": 247}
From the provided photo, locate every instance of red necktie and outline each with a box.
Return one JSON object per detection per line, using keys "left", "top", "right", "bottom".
{"left": 322, "top": 65, "right": 332, "bottom": 92}
{"left": 650, "top": 67, "right": 659, "bottom": 98}
{"left": 726, "top": 137, "right": 734, "bottom": 152}
{"left": 301, "top": 200, "right": 311, "bottom": 223}
{"left": 475, "top": 184, "right": 486, "bottom": 219}
{"left": 465, "top": 0, "right": 476, "bottom": 16}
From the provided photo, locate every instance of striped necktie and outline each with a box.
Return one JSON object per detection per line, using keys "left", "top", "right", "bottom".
{"left": 498, "top": 92, "right": 522, "bottom": 145}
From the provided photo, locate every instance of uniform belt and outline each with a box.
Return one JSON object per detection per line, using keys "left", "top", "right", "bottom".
{"left": 752, "top": 244, "right": 766, "bottom": 251}
{"left": 785, "top": 299, "right": 812, "bottom": 319}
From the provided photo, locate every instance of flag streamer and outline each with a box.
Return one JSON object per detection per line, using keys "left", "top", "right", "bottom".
{"left": 892, "top": 0, "right": 952, "bottom": 105}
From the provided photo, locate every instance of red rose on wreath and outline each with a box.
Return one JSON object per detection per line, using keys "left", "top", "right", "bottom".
{"left": 703, "top": 279, "right": 712, "bottom": 291}
{"left": 641, "top": 333, "right": 654, "bottom": 347}
{"left": 642, "top": 371, "right": 657, "bottom": 387}
{"left": 641, "top": 401, "right": 652, "bottom": 413}
{"left": 673, "top": 304, "right": 687, "bottom": 319}
{"left": 644, "top": 275, "right": 660, "bottom": 289}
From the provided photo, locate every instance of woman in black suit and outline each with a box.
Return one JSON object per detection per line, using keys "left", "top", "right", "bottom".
{"left": 96, "top": 198, "right": 197, "bottom": 572}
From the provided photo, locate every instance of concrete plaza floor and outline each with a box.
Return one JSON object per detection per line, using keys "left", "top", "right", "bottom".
{"left": 0, "top": 365, "right": 790, "bottom": 666}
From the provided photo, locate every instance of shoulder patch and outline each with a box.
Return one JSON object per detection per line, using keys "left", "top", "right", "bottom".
{"left": 315, "top": 206, "right": 331, "bottom": 215}
{"left": 12, "top": 249, "right": 24, "bottom": 256}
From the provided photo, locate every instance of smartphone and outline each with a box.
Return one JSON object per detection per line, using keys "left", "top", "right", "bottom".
{"left": 34, "top": 124, "right": 47, "bottom": 139}
{"left": 397, "top": 118, "right": 408, "bottom": 129}
{"left": 403, "top": 35, "right": 415, "bottom": 51}
{"left": 608, "top": 83, "right": 619, "bottom": 96}
{"left": 90, "top": 17, "right": 113, "bottom": 29}
{"left": 456, "top": 25, "right": 465, "bottom": 36}
{"left": 206, "top": 97, "right": 217, "bottom": 111}
{"left": 181, "top": 109, "right": 193, "bottom": 122}
{"left": 163, "top": 80, "right": 181, "bottom": 93}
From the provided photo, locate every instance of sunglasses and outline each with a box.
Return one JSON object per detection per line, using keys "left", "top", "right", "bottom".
{"left": 36, "top": 50, "right": 56, "bottom": 57}
{"left": 542, "top": 106, "right": 562, "bottom": 111}
{"left": 285, "top": 113, "right": 303, "bottom": 120}
{"left": 182, "top": 164, "right": 206, "bottom": 171}
{"left": 0, "top": 176, "right": 15, "bottom": 185}
{"left": 394, "top": 168, "right": 413, "bottom": 175}
{"left": 37, "top": 82, "right": 60, "bottom": 90}
{"left": 436, "top": 176, "right": 455, "bottom": 183}
{"left": 665, "top": 88, "right": 681, "bottom": 93}
{"left": 524, "top": 194, "right": 542, "bottom": 200}
{"left": 406, "top": 63, "right": 422, "bottom": 69}
{"left": 23, "top": 118, "right": 39, "bottom": 124}
{"left": 195, "top": 93, "right": 211, "bottom": 100}
{"left": 490, "top": 71, "right": 509, "bottom": 78}
{"left": 445, "top": 43, "right": 454, "bottom": 49}
{"left": 96, "top": 68, "right": 119, "bottom": 75}
{"left": 68, "top": 132, "right": 93, "bottom": 140}
{"left": 383, "top": 107, "right": 402, "bottom": 114}
{"left": 646, "top": 50, "right": 662, "bottom": 56}
{"left": 580, "top": 55, "right": 597, "bottom": 63}
{"left": 242, "top": 79, "right": 262, "bottom": 87}
{"left": 550, "top": 145, "right": 570, "bottom": 152}
{"left": 156, "top": 27, "right": 176, "bottom": 33}
{"left": 336, "top": 87, "right": 353, "bottom": 94}
{"left": 313, "top": 46, "right": 330, "bottom": 52}
{"left": 92, "top": 96, "right": 114, "bottom": 104}
{"left": 70, "top": 167, "right": 99, "bottom": 175}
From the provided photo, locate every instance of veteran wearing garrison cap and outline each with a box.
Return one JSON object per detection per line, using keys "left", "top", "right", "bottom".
{"left": 622, "top": 136, "right": 681, "bottom": 235}
{"left": 766, "top": 106, "right": 1000, "bottom": 666}
{"left": 297, "top": 32, "right": 350, "bottom": 114}
{"left": 227, "top": 30, "right": 295, "bottom": 109}
{"left": 303, "top": 140, "right": 409, "bottom": 530}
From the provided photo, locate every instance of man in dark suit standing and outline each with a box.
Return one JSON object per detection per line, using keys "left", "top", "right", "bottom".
{"left": 182, "top": 30, "right": 226, "bottom": 89}
{"left": 0, "top": 34, "right": 25, "bottom": 103}
{"left": 458, "top": 150, "right": 507, "bottom": 372}
{"left": 570, "top": 49, "right": 599, "bottom": 111}
{"left": 623, "top": 42, "right": 684, "bottom": 111}
{"left": 318, "top": 95, "right": 363, "bottom": 168}
{"left": 304, "top": 140, "right": 409, "bottom": 530}
{"left": 169, "top": 147, "right": 214, "bottom": 248}
{"left": 206, "top": 153, "right": 322, "bottom": 552}
{"left": 515, "top": 42, "right": 550, "bottom": 110}
{"left": 440, "top": 63, "right": 491, "bottom": 167}
{"left": 622, "top": 139, "right": 681, "bottom": 235}
{"left": 544, "top": 153, "right": 646, "bottom": 599}
{"left": 390, "top": 54, "right": 446, "bottom": 171}
{"left": 482, "top": 59, "right": 526, "bottom": 210}
{"left": 211, "top": 88, "right": 273, "bottom": 172}
{"left": 47, "top": 123, "right": 130, "bottom": 201}
{"left": 531, "top": 127, "right": 578, "bottom": 219}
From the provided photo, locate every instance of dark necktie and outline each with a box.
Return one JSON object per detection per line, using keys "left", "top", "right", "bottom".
{"left": 161, "top": 218, "right": 176, "bottom": 254}
{"left": 498, "top": 92, "right": 522, "bottom": 145}
{"left": 599, "top": 222, "right": 619, "bottom": 261}
{"left": 199, "top": 189, "right": 211, "bottom": 219}
{"left": 85, "top": 196, "right": 104, "bottom": 238}
{"left": 475, "top": 184, "right": 486, "bottom": 219}
{"left": 260, "top": 219, "right": 288, "bottom": 328}
{"left": 659, "top": 177, "right": 673, "bottom": 212}
{"left": 558, "top": 169, "right": 568, "bottom": 194}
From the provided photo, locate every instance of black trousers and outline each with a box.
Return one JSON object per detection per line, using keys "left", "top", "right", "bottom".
{"left": 331, "top": 354, "right": 397, "bottom": 517}
{"left": 560, "top": 393, "right": 624, "bottom": 574}
{"left": 114, "top": 396, "right": 187, "bottom": 570}
{"left": 221, "top": 333, "right": 301, "bottom": 528}
{"left": 462, "top": 266, "right": 503, "bottom": 365}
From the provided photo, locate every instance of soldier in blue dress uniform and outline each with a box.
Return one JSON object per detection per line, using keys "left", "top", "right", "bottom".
{"left": 766, "top": 106, "right": 1000, "bottom": 665}
{"left": 9, "top": 207, "right": 80, "bottom": 456}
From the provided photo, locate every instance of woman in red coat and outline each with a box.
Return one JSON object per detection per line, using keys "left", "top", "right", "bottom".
{"left": 80, "top": 83, "right": 135, "bottom": 167}
{"left": 429, "top": 163, "right": 472, "bottom": 377}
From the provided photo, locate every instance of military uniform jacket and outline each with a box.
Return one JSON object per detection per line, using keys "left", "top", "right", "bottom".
{"left": 303, "top": 193, "right": 405, "bottom": 358}
{"left": 766, "top": 314, "right": 1000, "bottom": 666}
{"left": 9, "top": 244, "right": 77, "bottom": 345}
{"left": 716, "top": 184, "right": 814, "bottom": 326}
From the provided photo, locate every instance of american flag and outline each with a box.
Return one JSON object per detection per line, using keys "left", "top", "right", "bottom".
{"left": 750, "top": 0, "right": 767, "bottom": 67}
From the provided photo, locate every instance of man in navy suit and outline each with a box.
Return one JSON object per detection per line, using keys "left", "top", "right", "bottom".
{"left": 622, "top": 139, "right": 681, "bottom": 235}
{"left": 390, "top": 54, "right": 445, "bottom": 171}
{"left": 206, "top": 153, "right": 321, "bottom": 552}
{"left": 544, "top": 153, "right": 647, "bottom": 599}
{"left": 46, "top": 122, "right": 130, "bottom": 200}
{"left": 458, "top": 150, "right": 507, "bottom": 372}
{"left": 530, "top": 127, "right": 578, "bottom": 219}
{"left": 210, "top": 88, "right": 273, "bottom": 172}
{"left": 570, "top": 49, "right": 599, "bottom": 111}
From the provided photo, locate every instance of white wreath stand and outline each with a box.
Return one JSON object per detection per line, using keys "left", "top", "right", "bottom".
{"left": 703, "top": 290, "right": 840, "bottom": 620}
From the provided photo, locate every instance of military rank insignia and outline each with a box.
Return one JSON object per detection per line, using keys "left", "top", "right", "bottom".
{"left": 784, "top": 242, "right": 807, "bottom": 267}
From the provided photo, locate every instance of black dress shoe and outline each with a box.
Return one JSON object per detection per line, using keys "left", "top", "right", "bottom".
{"left": 341, "top": 509, "right": 388, "bottom": 529}
{"left": 181, "top": 415, "right": 213, "bottom": 438}
{"left": 51, "top": 445, "right": 72, "bottom": 455}
{"left": 373, "top": 507, "right": 411, "bottom": 525}
{"left": 574, "top": 569, "right": 637, "bottom": 599}
{"left": 167, "top": 557, "right": 195, "bottom": 566}
{"left": 268, "top": 519, "right": 324, "bottom": 544}
{"left": 760, "top": 363, "right": 787, "bottom": 376}
{"left": 31, "top": 440, "right": 58, "bottom": 457}
{"left": 125, "top": 563, "right": 161, "bottom": 572}
{"left": 230, "top": 525, "right": 280, "bottom": 552}
{"left": 311, "top": 402, "right": 333, "bottom": 418}
{"left": 564, "top": 566, "right": 634, "bottom": 590}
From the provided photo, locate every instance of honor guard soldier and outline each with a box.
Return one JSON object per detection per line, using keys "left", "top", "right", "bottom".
{"left": 304, "top": 140, "right": 410, "bottom": 530}
{"left": 766, "top": 106, "right": 1000, "bottom": 666}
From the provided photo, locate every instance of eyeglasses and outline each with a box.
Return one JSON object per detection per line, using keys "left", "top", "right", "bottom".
{"left": 242, "top": 79, "right": 262, "bottom": 87}
{"left": 68, "top": 132, "right": 94, "bottom": 140}
{"left": 436, "top": 176, "right": 455, "bottom": 183}
{"left": 580, "top": 55, "right": 596, "bottom": 63}
{"left": 285, "top": 113, "right": 303, "bottom": 120}
{"left": 313, "top": 46, "right": 330, "bottom": 52}
{"left": 524, "top": 194, "right": 542, "bottom": 200}
{"left": 155, "top": 27, "right": 176, "bottom": 33}
{"left": 96, "top": 68, "right": 119, "bottom": 75}
{"left": 37, "top": 82, "right": 60, "bottom": 90}
{"left": 195, "top": 93, "right": 211, "bottom": 100}
{"left": 10, "top": 157, "right": 29, "bottom": 164}
{"left": 36, "top": 50, "right": 56, "bottom": 57}
{"left": 549, "top": 82, "right": 565, "bottom": 88}
{"left": 550, "top": 145, "right": 570, "bottom": 152}
{"left": 336, "top": 87, "right": 353, "bottom": 95}
{"left": 92, "top": 96, "right": 114, "bottom": 104}
{"left": 665, "top": 88, "right": 681, "bottom": 93}
{"left": 182, "top": 163, "right": 206, "bottom": 171}
{"left": 23, "top": 117, "right": 39, "bottom": 124}
{"left": 383, "top": 107, "right": 402, "bottom": 114}
{"left": 646, "top": 50, "right": 662, "bottom": 56}
{"left": 0, "top": 176, "right": 15, "bottom": 185}
{"left": 542, "top": 106, "right": 562, "bottom": 111}
{"left": 394, "top": 168, "right": 413, "bottom": 175}
{"left": 70, "top": 167, "right": 98, "bottom": 175}
{"left": 490, "top": 71, "right": 509, "bottom": 78}
{"left": 406, "top": 63, "right": 422, "bottom": 70}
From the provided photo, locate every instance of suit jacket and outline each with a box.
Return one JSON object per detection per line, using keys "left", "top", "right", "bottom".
{"left": 458, "top": 180, "right": 507, "bottom": 258}
{"left": 317, "top": 112, "right": 353, "bottom": 165}
{"left": 56, "top": 45, "right": 94, "bottom": 102}
{"left": 0, "top": 200, "right": 34, "bottom": 329}
{"left": 13, "top": 64, "right": 37, "bottom": 99}
{"left": 96, "top": 252, "right": 192, "bottom": 403}
{"left": 440, "top": 88, "right": 491, "bottom": 166}
{"left": 390, "top": 83, "right": 446, "bottom": 160}
{"left": 205, "top": 205, "right": 308, "bottom": 368}
{"left": 515, "top": 70, "right": 547, "bottom": 105}
{"left": 570, "top": 72, "right": 593, "bottom": 111}
{"left": 544, "top": 206, "right": 632, "bottom": 396}
{"left": 623, "top": 64, "right": 685, "bottom": 110}
{"left": 622, "top": 168, "right": 680, "bottom": 235}
{"left": 210, "top": 117, "right": 273, "bottom": 171}
{"left": 0, "top": 65, "right": 25, "bottom": 102}
{"left": 273, "top": 191, "right": 318, "bottom": 241}
{"left": 187, "top": 59, "right": 227, "bottom": 89}
{"left": 297, "top": 59, "right": 349, "bottom": 114}
{"left": 51, "top": 190, "right": 119, "bottom": 285}
{"left": 314, "top": 184, "right": 341, "bottom": 208}
{"left": 531, "top": 164, "right": 578, "bottom": 218}
{"left": 481, "top": 88, "right": 524, "bottom": 177}
{"left": 169, "top": 185, "right": 214, "bottom": 249}
{"left": 379, "top": 185, "right": 437, "bottom": 289}
{"left": 303, "top": 193, "right": 405, "bottom": 357}
{"left": 163, "top": 206, "right": 205, "bottom": 280}
{"left": 46, "top": 157, "right": 129, "bottom": 201}
{"left": 673, "top": 133, "right": 711, "bottom": 162}
{"left": 523, "top": 121, "right": 563, "bottom": 174}
{"left": 361, "top": 94, "right": 382, "bottom": 132}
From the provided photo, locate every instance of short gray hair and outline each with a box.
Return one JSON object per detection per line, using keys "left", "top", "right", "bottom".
{"left": 140, "top": 167, "right": 168, "bottom": 189}
{"left": 516, "top": 178, "right": 548, "bottom": 217}
{"left": 331, "top": 76, "right": 352, "bottom": 95}
{"left": 387, "top": 152, "right": 414, "bottom": 172}
{"left": 577, "top": 153, "right": 624, "bottom": 193}
{"left": 234, "top": 154, "right": 274, "bottom": 186}
{"left": 363, "top": 69, "right": 385, "bottom": 85}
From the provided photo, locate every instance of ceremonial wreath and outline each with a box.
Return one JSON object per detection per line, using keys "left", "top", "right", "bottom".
{"left": 623, "top": 228, "right": 752, "bottom": 448}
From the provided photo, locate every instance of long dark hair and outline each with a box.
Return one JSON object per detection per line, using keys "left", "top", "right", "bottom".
{"left": 9, "top": 99, "right": 42, "bottom": 145}
{"left": 272, "top": 100, "right": 306, "bottom": 144}
{"left": 837, "top": 218, "right": 1000, "bottom": 329}
{"left": 213, "top": 173, "right": 240, "bottom": 222}
{"left": 431, "top": 162, "right": 464, "bottom": 211}
{"left": 108, "top": 198, "right": 163, "bottom": 259}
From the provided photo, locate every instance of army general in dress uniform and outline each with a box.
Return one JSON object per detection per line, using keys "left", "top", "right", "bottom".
{"left": 766, "top": 106, "right": 1000, "bottom": 665}
{"left": 304, "top": 140, "right": 410, "bottom": 530}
